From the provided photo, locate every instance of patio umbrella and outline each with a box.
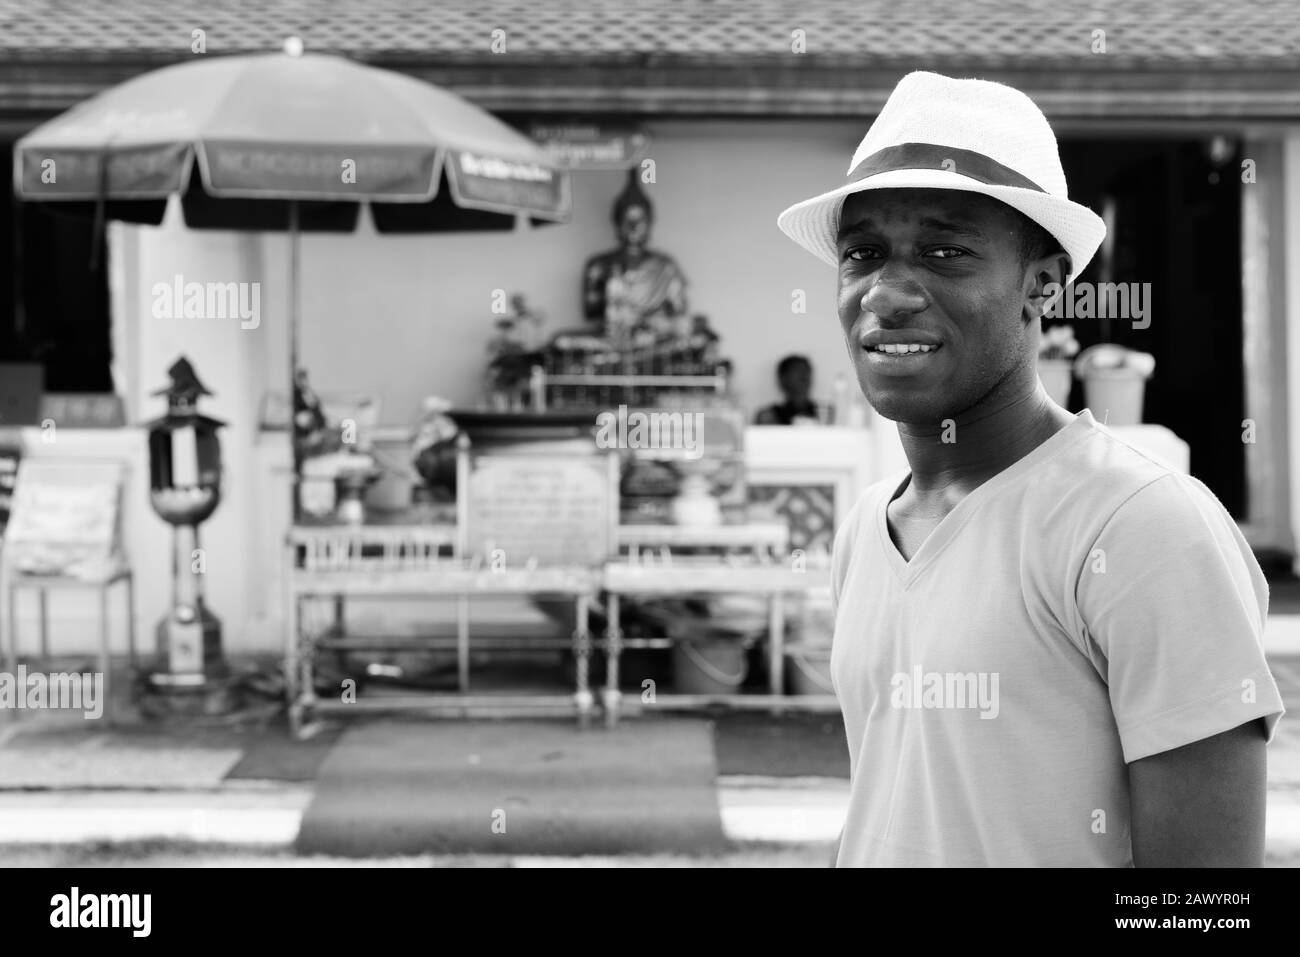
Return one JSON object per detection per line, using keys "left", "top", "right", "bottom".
{"left": 12, "top": 40, "right": 571, "bottom": 512}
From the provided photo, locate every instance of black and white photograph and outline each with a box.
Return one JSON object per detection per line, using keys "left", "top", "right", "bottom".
{"left": 0, "top": 0, "right": 1296, "bottom": 924}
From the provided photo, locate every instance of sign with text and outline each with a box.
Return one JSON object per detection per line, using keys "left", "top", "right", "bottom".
{"left": 530, "top": 124, "right": 651, "bottom": 170}
{"left": 447, "top": 150, "right": 569, "bottom": 219}
{"left": 463, "top": 451, "right": 616, "bottom": 567}
{"left": 3, "top": 460, "right": 123, "bottom": 576}
{"left": 39, "top": 394, "right": 126, "bottom": 428}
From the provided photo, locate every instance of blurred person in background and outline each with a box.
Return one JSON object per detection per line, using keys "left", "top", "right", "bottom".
{"left": 755, "top": 354, "right": 820, "bottom": 425}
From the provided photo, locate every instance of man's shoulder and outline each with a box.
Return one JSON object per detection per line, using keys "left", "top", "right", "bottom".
{"left": 1026, "top": 417, "right": 1191, "bottom": 517}
{"left": 1013, "top": 419, "right": 1246, "bottom": 572}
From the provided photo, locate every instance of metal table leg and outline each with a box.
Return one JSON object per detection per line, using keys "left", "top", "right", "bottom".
{"left": 574, "top": 594, "right": 593, "bottom": 728}
{"left": 604, "top": 592, "right": 623, "bottom": 728}
{"left": 4, "top": 581, "right": 20, "bottom": 725}
{"left": 38, "top": 587, "right": 48, "bottom": 662}
{"left": 298, "top": 608, "right": 318, "bottom": 732}
{"left": 284, "top": 543, "right": 303, "bottom": 735}
{"left": 2, "top": 577, "right": 13, "bottom": 677}
{"left": 456, "top": 593, "right": 470, "bottom": 692}
{"left": 99, "top": 582, "right": 113, "bottom": 726}
{"left": 768, "top": 591, "right": 786, "bottom": 698}
{"left": 125, "top": 574, "right": 138, "bottom": 675}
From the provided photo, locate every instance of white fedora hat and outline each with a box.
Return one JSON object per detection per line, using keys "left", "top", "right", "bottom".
{"left": 777, "top": 71, "right": 1106, "bottom": 287}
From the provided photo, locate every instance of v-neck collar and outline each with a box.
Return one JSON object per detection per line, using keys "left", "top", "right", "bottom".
{"left": 876, "top": 409, "right": 1097, "bottom": 587}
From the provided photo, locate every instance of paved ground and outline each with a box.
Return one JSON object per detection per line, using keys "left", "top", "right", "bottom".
{"left": 1, "top": 654, "right": 1297, "bottom": 866}
{"left": 0, "top": 841, "right": 835, "bottom": 868}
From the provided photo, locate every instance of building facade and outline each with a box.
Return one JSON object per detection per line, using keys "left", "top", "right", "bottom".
{"left": 1, "top": 2, "right": 1299, "bottom": 656}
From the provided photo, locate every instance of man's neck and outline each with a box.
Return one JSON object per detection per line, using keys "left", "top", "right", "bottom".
{"left": 894, "top": 376, "right": 1075, "bottom": 508}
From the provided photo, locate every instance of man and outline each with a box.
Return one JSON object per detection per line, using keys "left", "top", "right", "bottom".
{"left": 777, "top": 72, "right": 1284, "bottom": 867}
{"left": 755, "top": 354, "right": 821, "bottom": 425}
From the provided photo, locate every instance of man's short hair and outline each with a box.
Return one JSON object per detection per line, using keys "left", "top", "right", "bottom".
{"left": 1015, "top": 210, "right": 1064, "bottom": 269}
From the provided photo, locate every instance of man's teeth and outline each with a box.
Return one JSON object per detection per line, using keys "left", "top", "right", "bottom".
{"left": 871, "top": 343, "right": 938, "bottom": 354}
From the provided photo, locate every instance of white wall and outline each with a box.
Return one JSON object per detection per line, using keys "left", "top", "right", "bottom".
{"left": 292, "top": 119, "right": 858, "bottom": 422}
{"left": 110, "top": 223, "right": 274, "bottom": 654}
{"left": 95, "top": 117, "right": 1300, "bottom": 655}
{"left": 121, "top": 120, "right": 864, "bottom": 425}
{"left": 110, "top": 118, "right": 879, "bottom": 652}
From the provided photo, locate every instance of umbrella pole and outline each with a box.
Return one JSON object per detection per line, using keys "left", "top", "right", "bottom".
{"left": 289, "top": 199, "right": 301, "bottom": 522}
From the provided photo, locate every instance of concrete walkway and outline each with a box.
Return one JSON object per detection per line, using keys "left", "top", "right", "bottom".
{"left": 1, "top": 778, "right": 1296, "bottom": 864}
{"left": 1, "top": 654, "right": 1297, "bottom": 864}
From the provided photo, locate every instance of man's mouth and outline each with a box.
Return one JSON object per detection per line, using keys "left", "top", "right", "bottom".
{"left": 866, "top": 343, "right": 941, "bottom": 355}
{"left": 862, "top": 341, "right": 943, "bottom": 376}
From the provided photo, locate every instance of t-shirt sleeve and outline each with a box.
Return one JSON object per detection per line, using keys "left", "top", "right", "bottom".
{"left": 1073, "top": 472, "right": 1285, "bottom": 764}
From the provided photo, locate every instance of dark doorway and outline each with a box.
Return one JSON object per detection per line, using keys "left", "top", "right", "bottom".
{"left": 1056, "top": 138, "right": 1245, "bottom": 518}
{"left": 0, "top": 142, "right": 113, "bottom": 392}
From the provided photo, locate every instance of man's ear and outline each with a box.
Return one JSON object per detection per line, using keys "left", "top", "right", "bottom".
{"left": 1023, "top": 251, "right": 1073, "bottom": 322}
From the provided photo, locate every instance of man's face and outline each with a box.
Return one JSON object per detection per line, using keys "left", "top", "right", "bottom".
{"left": 836, "top": 188, "right": 1041, "bottom": 424}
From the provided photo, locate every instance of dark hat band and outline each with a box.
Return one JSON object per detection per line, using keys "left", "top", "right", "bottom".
{"left": 847, "top": 142, "right": 1046, "bottom": 193}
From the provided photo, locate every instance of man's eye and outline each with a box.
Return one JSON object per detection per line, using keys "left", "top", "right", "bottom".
{"left": 927, "top": 247, "right": 966, "bottom": 259}
{"left": 843, "top": 247, "right": 880, "bottom": 262}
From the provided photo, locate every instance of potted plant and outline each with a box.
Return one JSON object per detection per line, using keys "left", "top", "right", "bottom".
{"left": 1073, "top": 344, "right": 1156, "bottom": 426}
{"left": 411, "top": 396, "right": 460, "bottom": 503}
{"left": 1038, "top": 325, "right": 1080, "bottom": 407}
{"left": 484, "top": 294, "right": 545, "bottom": 410}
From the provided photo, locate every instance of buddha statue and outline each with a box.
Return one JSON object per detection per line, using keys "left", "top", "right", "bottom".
{"left": 582, "top": 170, "right": 689, "bottom": 344}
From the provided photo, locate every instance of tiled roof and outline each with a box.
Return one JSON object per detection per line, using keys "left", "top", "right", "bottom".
{"left": 1, "top": 0, "right": 1297, "bottom": 66}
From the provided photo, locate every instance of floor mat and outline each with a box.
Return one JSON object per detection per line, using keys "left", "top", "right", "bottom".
{"left": 1268, "top": 579, "right": 1300, "bottom": 613}
{"left": 294, "top": 717, "right": 726, "bottom": 857}
{"left": 224, "top": 725, "right": 343, "bottom": 781}
{"left": 713, "top": 711, "right": 849, "bottom": 778}
{"left": 0, "top": 740, "right": 242, "bottom": 789}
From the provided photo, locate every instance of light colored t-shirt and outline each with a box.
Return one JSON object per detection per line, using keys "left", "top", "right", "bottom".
{"left": 830, "top": 408, "right": 1285, "bottom": 867}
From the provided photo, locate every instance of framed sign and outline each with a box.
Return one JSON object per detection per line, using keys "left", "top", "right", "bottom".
{"left": 458, "top": 441, "right": 618, "bottom": 567}
{"left": 446, "top": 150, "right": 569, "bottom": 219}
{"left": 2, "top": 459, "right": 124, "bottom": 576}
{"left": 39, "top": 394, "right": 126, "bottom": 428}
{"left": 529, "top": 123, "right": 651, "bottom": 170}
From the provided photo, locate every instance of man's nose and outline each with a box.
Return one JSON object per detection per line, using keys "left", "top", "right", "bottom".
{"left": 860, "top": 265, "right": 928, "bottom": 323}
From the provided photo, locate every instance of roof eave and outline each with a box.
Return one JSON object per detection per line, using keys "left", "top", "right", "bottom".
{"left": 3, "top": 54, "right": 1300, "bottom": 126}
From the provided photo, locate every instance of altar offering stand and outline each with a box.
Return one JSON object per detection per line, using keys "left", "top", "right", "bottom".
{"left": 601, "top": 534, "right": 834, "bottom": 726}
{"left": 284, "top": 532, "right": 602, "bottom": 735}
{"left": 284, "top": 438, "right": 617, "bottom": 736}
